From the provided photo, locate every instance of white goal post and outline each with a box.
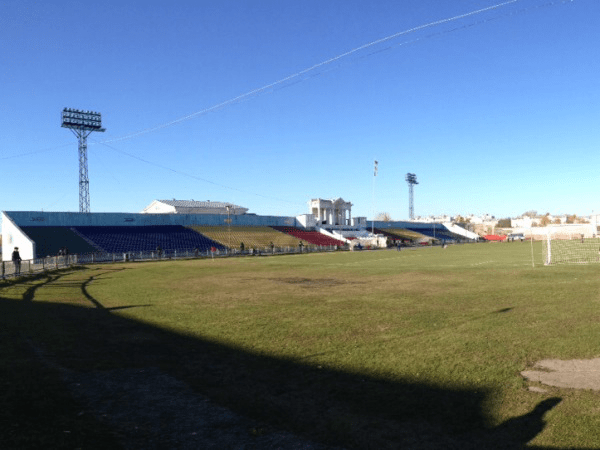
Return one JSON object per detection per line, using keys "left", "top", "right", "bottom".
{"left": 543, "top": 224, "right": 599, "bottom": 265}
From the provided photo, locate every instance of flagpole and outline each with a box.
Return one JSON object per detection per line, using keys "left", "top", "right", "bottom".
{"left": 372, "top": 160, "right": 378, "bottom": 234}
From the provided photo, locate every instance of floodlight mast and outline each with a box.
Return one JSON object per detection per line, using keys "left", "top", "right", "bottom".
{"left": 61, "top": 108, "right": 105, "bottom": 213}
{"left": 405, "top": 173, "right": 418, "bottom": 220}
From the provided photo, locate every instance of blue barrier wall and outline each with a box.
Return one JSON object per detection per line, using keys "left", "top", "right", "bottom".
{"left": 3, "top": 211, "right": 299, "bottom": 228}
{"left": 6, "top": 212, "right": 458, "bottom": 231}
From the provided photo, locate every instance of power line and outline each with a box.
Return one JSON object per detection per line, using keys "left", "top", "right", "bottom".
{"left": 0, "top": 143, "right": 71, "bottom": 161}
{"left": 4, "top": 0, "right": 571, "bottom": 161}
{"left": 100, "top": 0, "right": 526, "bottom": 144}
{"left": 93, "top": 139, "right": 305, "bottom": 207}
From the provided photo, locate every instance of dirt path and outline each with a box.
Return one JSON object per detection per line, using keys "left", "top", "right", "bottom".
{"left": 521, "top": 358, "right": 600, "bottom": 391}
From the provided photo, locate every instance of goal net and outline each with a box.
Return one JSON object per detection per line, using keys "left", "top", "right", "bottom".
{"left": 543, "top": 225, "right": 600, "bottom": 265}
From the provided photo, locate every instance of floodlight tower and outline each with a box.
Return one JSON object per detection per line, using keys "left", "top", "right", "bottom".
{"left": 61, "top": 108, "right": 105, "bottom": 213}
{"left": 405, "top": 173, "right": 418, "bottom": 220}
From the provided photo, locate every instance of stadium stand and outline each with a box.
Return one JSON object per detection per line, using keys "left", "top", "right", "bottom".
{"left": 270, "top": 226, "right": 345, "bottom": 246}
{"left": 372, "top": 227, "right": 424, "bottom": 242}
{"left": 20, "top": 226, "right": 101, "bottom": 257}
{"left": 72, "top": 225, "right": 226, "bottom": 253}
{"left": 188, "top": 226, "right": 303, "bottom": 249}
{"left": 405, "top": 226, "right": 464, "bottom": 242}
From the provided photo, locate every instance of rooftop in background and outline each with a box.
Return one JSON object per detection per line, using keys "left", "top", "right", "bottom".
{"left": 141, "top": 200, "right": 249, "bottom": 215}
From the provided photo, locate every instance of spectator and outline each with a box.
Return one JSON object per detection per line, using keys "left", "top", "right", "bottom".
{"left": 12, "top": 247, "right": 22, "bottom": 276}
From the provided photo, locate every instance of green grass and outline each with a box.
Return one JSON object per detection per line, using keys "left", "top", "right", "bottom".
{"left": 2, "top": 242, "right": 600, "bottom": 448}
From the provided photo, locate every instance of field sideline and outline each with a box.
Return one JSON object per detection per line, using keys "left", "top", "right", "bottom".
{"left": 2, "top": 242, "right": 599, "bottom": 448}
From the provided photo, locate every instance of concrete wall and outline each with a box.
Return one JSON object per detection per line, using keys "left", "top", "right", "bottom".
{"left": 296, "top": 214, "right": 317, "bottom": 228}
{"left": 1, "top": 212, "right": 36, "bottom": 261}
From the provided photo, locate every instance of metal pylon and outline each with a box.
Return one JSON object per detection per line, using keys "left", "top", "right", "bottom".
{"left": 69, "top": 128, "right": 93, "bottom": 213}
{"left": 78, "top": 132, "right": 90, "bottom": 213}
{"left": 62, "top": 108, "right": 105, "bottom": 213}
{"left": 408, "top": 183, "right": 415, "bottom": 220}
{"left": 405, "top": 173, "right": 418, "bottom": 220}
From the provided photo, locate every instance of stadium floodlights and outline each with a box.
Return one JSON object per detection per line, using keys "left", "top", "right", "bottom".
{"left": 61, "top": 108, "right": 105, "bottom": 131}
{"left": 405, "top": 173, "right": 418, "bottom": 185}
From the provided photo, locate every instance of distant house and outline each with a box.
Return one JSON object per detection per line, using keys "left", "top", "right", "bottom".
{"left": 141, "top": 199, "right": 248, "bottom": 215}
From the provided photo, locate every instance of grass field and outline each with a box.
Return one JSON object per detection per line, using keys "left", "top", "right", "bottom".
{"left": 2, "top": 242, "right": 600, "bottom": 448}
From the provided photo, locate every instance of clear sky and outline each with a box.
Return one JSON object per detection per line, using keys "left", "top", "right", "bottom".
{"left": 1, "top": 0, "right": 598, "bottom": 221}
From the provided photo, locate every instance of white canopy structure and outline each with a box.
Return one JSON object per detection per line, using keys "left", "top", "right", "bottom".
{"left": 142, "top": 200, "right": 248, "bottom": 215}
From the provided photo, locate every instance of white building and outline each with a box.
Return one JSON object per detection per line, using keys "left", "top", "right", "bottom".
{"left": 141, "top": 200, "right": 248, "bottom": 215}
{"left": 309, "top": 198, "right": 353, "bottom": 227}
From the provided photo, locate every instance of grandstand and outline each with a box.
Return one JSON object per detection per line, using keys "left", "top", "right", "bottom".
{"left": 404, "top": 225, "right": 464, "bottom": 242}
{"left": 372, "top": 227, "right": 426, "bottom": 243}
{"left": 270, "top": 226, "right": 345, "bottom": 247}
{"left": 374, "top": 221, "right": 478, "bottom": 243}
{"left": 72, "top": 226, "right": 226, "bottom": 254}
{"left": 18, "top": 227, "right": 100, "bottom": 257}
{"left": 13, "top": 225, "right": 226, "bottom": 258}
{"left": 2, "top": 205, "right": 479, "bottom": 261}
{"left": 189, "top": 226, "right": 303, "bottom": 250}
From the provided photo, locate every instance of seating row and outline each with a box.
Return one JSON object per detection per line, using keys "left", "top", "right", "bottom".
{"left": 188, "top": 226, "right": 303, "bottom": 249}
{"left": 20, "top": 227, "right": 100, "bottom": 257}
{"left": 270, "top": 226, "right": 345, "bottom": 246}
{"left": 72, "top": 226, "right": 226, "bottom": 253}
{"left": 404, "top": 227, "right": 463, "bottom": 241}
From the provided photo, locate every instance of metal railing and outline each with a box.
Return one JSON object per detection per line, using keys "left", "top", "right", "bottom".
{"left": 0, "top": 244, "right": 346, "bottom": 280}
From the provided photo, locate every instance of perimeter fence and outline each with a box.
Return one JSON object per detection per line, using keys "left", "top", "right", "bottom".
{"left": 0, "top": 244, "right": 345, "bottom": 280}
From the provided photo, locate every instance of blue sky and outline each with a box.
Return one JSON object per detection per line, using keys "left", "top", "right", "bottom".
{"left": 1, "top": 0, "right": 598, "bottom": 221}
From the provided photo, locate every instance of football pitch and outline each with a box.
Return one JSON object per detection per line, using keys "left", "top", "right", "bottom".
{"left": 2, "top": 242, "right": 599, "bottom": 448}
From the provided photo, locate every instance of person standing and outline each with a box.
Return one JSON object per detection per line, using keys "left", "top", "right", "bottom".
{"left": 12, "top": 247, "right": 22, "bottom": 276}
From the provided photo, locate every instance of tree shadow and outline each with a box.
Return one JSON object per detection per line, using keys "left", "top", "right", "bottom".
{"left": 0, "top": 276, "right": 573, "bottom": 449}
{"left": 486, "top": 398, "right": 562, "bottom": 449}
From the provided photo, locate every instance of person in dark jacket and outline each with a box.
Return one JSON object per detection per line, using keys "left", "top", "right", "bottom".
{"left": 12, "top": 247, "right": 22, "bottom": 275}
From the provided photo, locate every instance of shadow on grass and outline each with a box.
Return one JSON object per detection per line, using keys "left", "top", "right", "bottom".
{"left": 0, "top": 274, "right": 569, "bottom": 449}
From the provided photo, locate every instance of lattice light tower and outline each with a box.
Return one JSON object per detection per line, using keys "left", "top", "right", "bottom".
{"left": 61, "top": 108, "right": 105, "bottom": 213}
{"left": 405, "top": 173, "right": 418, "bottom": 220}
